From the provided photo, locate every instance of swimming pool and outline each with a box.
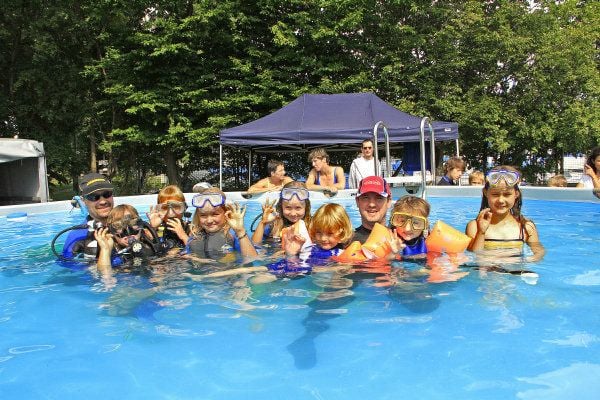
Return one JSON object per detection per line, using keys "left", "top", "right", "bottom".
{"left": 0, "top": 189, "right": 598, "bottom": 399}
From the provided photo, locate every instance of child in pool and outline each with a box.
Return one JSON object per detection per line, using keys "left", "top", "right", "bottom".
{"left": 282, "top": 203, "right": 353, "bottom": 261}
{"left": 186, "top": 188, "right": 258, "bottom": 260}
{"left": 147, "top": 185, "right": 191, "bottom": 253}
{"left": 389, "top": 195, "right": 431, "bottom": 258}
{"left": 251, "top": 181, "right": 312, "bottom": 244}
{"left": 94, "top": 204, "right": 162, "bottom": 280}
{"left": 465, "top": 166, "right": 544, "bottom": 262}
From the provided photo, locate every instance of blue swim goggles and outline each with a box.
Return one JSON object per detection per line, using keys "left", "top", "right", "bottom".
{"left": 280, "top": 188, "right": 309, "bottom": 202}
{"left": 486, "top": 169, "right": 521, "bottom": 187}
{"left": 191, "top": 193, "right": 225, "bottom": 208}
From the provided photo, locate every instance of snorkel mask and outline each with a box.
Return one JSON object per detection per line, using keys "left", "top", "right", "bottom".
{"left": 280, "top": 187, "right": 309, "bottom": 202}
{"left": 109, "top": 215, "right": 144, "bottom": 239}
{"left": 157, "top": 200, "right": 187, "bottom": 215}
{"left": 486, "top": 169, "right": 521, "bottom": 187}
{"left": 191, "top": 193, "right": 225, "bottom": 208}
{"left": 390, "top": 212, "right": 428, "bottom": 231}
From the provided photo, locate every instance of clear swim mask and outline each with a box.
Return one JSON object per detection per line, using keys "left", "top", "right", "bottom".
{"left": 192, "top": 193, "right": 225, "bottom": 208}
{"left": 280, "top": 188, "right": 309, "bottom": 202}
{"left": 486, "top": 170, "right": 521, "bottom": 187}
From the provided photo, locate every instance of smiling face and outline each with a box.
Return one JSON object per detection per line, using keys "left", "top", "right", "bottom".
{"left": 281, "top": 198, "right": 306, "bottom": 224}
{"left": 195, "top": 206, "right": 227, "bottom": 233}
{"left": 392, "top": 209, "right": 427, "bottom": 241}
{"left": 484, "top": 184, "right": 519, "bottom": 216}
{"left": 313, "top": 230, "right": 342, "bottom": 250}
{"left": 356, "top": 192, "right": 391, "bottom": 229}
{"left": 84, "top": 193, "right": 114, "bottom": 223}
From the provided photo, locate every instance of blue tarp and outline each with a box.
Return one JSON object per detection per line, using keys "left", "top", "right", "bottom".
{"left": 219, "top": 92, "right": 458, "bottom": 147}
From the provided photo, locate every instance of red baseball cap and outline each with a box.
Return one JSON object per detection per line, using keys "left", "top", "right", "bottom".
{"left": 357, "top": 176, "right": 390, "bottom": 197}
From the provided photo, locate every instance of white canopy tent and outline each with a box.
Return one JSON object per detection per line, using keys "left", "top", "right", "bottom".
{"left": 0, "top": 139, "right": 50, "bottom": 204}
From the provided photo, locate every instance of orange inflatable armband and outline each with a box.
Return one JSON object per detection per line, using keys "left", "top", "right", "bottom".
{"left": 361, "top": 223, "right": 393, "bottom": 259}
{"left": 425, "top": 220, "right": 471, "bottom": 254}
{"left": 332, "top": 241, "right": 368, "bottom": 263}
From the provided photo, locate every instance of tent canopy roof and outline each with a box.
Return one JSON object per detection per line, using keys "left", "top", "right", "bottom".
{"left": 219, "top": 92, "right": 458, "bottom": 149}
{"left": 0, "top": 138, "right": 45, "bottom": 163}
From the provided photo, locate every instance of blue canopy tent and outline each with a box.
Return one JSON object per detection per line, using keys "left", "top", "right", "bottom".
{"left": 219, "top": 92, "right": 459, "bottom": 188}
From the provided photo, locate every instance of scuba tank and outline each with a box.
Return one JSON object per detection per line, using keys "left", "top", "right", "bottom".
{"left": 51, "top": 219, "right": 103, "bottom": 261}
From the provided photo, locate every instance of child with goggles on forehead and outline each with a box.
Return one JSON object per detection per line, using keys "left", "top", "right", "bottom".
{"left": 147, "top": 185, "right": 191, "bottom": 253}
{"left": 389, "top": 195, "right": 430, "bottom": 258}
{"left": 251, "top": 181, "right": 312, "bottom": 244}
{"left": 186, "top": 188, "right": 258, "bottom": 260}
{"left": 465, "top": 166, "right": 544, "bottom": 262}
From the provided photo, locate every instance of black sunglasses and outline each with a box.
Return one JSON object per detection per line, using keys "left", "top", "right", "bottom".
{"left": 84, "top": 191, "right": 113, "bottom": 202}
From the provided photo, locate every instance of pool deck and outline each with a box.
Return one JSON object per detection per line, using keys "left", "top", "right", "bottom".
{"left": 0, "top": 186, "right": 598, "bottom": 218}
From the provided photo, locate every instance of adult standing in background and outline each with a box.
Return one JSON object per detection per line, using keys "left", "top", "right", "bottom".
{"left": 305, "top": 148, "right": 346, "bottom": 195}
{"left": 576, "top": 146, "right": 600, "bottom": 190}
{"left": 247, "top": 159, "right": 293, "bottom": 194}
{"left": 348, "top": 139, "right": 380, "bottom": 189}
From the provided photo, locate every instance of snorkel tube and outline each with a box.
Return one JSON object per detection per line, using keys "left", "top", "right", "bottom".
{"left": 70, "top": 196, "right": 88, "bottom": 216}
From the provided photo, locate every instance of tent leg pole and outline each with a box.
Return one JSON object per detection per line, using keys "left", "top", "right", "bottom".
{"left": 219, "top": 145, "right": 223, "bottom": 190}
{"left": 455, "top": 139, "right": 460, "bottom": 157}
{"left": 248, "top": 149, "right": 252, "bottom": 188}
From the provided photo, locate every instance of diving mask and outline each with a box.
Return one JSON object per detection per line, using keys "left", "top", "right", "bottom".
{"left": 390, "top": 212, "right": 428, "bottom": 231}
{"left": 192, "top": 193, "right": 225, "bottom": 208}
{"left": 486, "top": 169, "right": 521, "bottom": 187}
{"left": 280, "top": 188, "right": 309, "bottom": 202}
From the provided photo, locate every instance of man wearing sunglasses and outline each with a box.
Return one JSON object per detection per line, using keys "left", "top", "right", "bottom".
{"left": 60, "top": 172, "right": 115, "bottom": 260}
{"left": 349, "top": 139, "right": 380, "bottom": 189}
{"left": 353, "top": 176, "right": 392, "bottom": 243}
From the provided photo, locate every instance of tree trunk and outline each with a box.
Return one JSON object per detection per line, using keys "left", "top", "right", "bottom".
{"left": 165, "top": 149, "right": 179, "bottom": 186}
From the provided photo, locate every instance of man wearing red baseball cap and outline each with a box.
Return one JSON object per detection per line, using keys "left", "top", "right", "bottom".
{"left": 353, "top": 176, "right": 392, "bottom": 243}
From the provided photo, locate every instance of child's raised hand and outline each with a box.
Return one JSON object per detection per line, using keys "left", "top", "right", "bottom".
{"left": 260, "top": 198, "right": 278, "bottom": 224}
{"left": 583, "top": 164, "right": 597, "bottom": 179}
{"left": 166, "top": 218, "right": 188, "bottom": 242}
{"left": 282, "top": 227, "right": 306, "bottom": 256}
{"left": 146, "top": 205, "right": 162, "bottom": 228}
{"left": 225, "top": 202, "right": 247, "bottom": 234}
{"left": 476, "top": 208, "right": 493, "bottom": 233}
{"left": 94, "top": 227, "right": 114, "bottom": 251}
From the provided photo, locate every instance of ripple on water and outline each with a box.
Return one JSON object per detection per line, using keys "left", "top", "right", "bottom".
{"left": 9, "top": 344, "right": 55, "bottom": 354}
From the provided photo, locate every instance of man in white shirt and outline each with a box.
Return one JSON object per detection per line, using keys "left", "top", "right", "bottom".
{"left": 349, "top": 139, "right": 380, "bottom": 189}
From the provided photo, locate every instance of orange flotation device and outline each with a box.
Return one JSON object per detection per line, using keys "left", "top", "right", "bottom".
{"left": 425, "top": 220, "right": 471, "bottom": 254}
{"left": 361, "top": 223, "right": 394, "bottom": 259}
{"left": 332, "top": 223, "right": 393, "bottom": 263}
{"left": 332, "top": 240, "right": 368, "bottom": 263}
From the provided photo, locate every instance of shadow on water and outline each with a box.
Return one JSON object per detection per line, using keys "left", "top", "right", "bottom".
{"left": 286, "top": 263, "right": 442, "bottom": 370}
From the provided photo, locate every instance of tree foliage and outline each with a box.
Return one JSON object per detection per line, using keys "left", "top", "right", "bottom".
{"left": 1, "top": 0, "right": 598, "bottom": 191}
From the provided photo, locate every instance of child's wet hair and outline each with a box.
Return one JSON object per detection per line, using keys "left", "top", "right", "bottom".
{"left": 309, "top": 203, "right": 353, "bottom": 245}
{"left": 392, "top": 195, "right": 430, "bottom": 218}
{"left": 157, "top": 185, "right": 185, "bottom": 203}
{"left": 108, "top": 204, "right": 140, "bottom": 226}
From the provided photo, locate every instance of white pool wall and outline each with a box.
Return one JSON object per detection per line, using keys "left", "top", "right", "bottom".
{"left": 0, "top": 186, "right": 597, "bottom": 218}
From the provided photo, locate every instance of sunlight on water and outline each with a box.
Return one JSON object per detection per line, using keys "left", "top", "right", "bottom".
{"left": 0, "top": 198, "right": 598, "bottom": 399}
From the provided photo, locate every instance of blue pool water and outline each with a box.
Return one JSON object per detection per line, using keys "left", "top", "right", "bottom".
{"left": 0, "top": 197, "right": 599, "bottom": 399}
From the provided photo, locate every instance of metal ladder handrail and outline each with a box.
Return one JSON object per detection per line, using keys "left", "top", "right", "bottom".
{"left": 372, "top": 121, "right": 391, "bottom": 178}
